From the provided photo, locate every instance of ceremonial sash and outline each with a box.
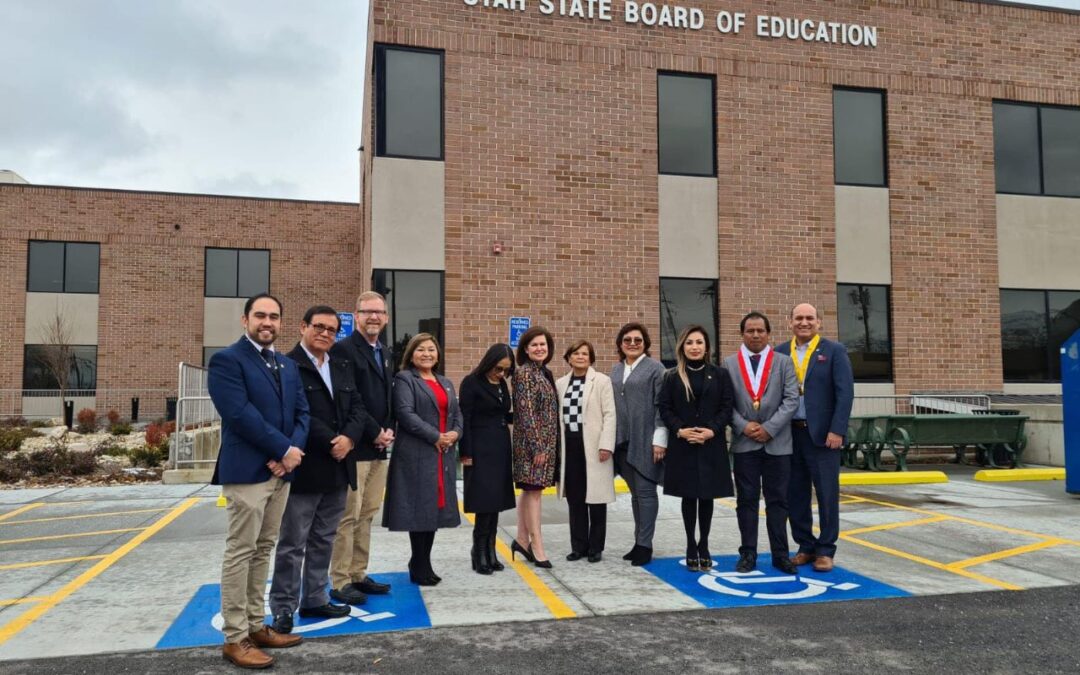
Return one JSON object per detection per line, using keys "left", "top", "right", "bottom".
{"left": 737, "top": 345, "right": 774, "bottom": 410}
{"left": 789, "top": 334, "right": 821, "bottom": 395}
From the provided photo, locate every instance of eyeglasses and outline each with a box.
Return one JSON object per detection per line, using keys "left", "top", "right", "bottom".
{"left": 621, "top": 337, "right": 644, "bottom": 345}
{"left": 308, "top": 323, "right": 339, "bottom": 335}
{"left": 492, "top": 366, "right": 510, "bottom": 375}
{"left": 357, "top": 309, "right": 387, "bottom": 316}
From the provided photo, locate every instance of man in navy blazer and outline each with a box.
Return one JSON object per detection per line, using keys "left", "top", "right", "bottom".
{"left": 208, "top": 293, "right": 309, "bottom": 668}
{"left": 774, "top": 303, "right": 854, "bottom": 573}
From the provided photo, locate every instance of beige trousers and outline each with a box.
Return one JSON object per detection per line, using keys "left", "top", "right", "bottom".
{"left": 329, "top": 459, "right": 388, "bottom": 589}
{"left": 220, "top": 478, "right": 290, "bottom": 643}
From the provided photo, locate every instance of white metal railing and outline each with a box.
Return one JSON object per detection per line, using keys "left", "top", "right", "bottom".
{"left": 850, "top": 394, "right": 992, "bottom": 417}
{"left": 170, "top": 363, "right": 221, "bottom": 470}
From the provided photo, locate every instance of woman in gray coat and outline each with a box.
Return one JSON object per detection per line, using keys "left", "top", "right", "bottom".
{"left": 610, "top": 323, "right": 668, "bottom": 566}
{"left": 383, "top": 333, "right": 463, "bottom": 586}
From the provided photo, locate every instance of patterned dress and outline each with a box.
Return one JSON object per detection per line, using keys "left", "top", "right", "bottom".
{"left": 512, "top": 361, "right": 559, "bottom": 488}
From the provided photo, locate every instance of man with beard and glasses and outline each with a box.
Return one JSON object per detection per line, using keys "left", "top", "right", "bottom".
{"left": 327, "top": 291, "right": 396, "bottom": 604}
{"left": 208, "top": 293, "right": 309, "bottom": 669}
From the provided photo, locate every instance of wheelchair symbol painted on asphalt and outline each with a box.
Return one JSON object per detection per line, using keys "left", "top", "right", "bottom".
{"left": 680, "top": 559, "right": 861, "bottom": 601}
{"left": 209, "top": 585, "right": 396, "bottom": 634}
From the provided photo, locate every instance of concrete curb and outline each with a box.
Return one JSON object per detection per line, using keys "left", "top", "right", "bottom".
{"left": 973, "top": 468, "right": 1065, "bottom": 482}
{"left": 840, "top": 471, "right": 948, "bottom": 485}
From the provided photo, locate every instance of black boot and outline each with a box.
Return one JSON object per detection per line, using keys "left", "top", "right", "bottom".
{"left": 488, "top": 530, "right": 505, "bottom": 571}
{"left": 472, "top": 530, "right": 493, "bottom": 575}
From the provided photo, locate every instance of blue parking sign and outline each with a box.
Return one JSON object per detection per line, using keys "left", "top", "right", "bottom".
{"left": 509, "top": 317, "right": 530, "bottom": 348}
{"left": 337, "top": 312, "right": 354, "bottom": 341}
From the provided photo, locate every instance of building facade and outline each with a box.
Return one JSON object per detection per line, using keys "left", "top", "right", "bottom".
{"left": 362, "top": 0, "right": 1080, "bottom": 393}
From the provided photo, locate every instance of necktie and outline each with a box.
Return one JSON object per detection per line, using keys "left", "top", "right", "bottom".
{"left": 749, "top": 353, "right": 761, "bottom": 375}
{"left": 372, "top": 343, "right": 384, "bottom": 375}
{"left": 261, "top": 348, "right": 280, "bottom": 385}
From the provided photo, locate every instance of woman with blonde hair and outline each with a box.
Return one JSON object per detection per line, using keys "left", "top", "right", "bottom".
{"left": 658, "top": 325, "right": 734, "bottom": 572}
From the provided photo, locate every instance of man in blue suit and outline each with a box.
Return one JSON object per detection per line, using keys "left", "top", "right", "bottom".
{"left": 774, "top": 303, "right": 854, "bottom": 573}
{"left": 209, "top": 293, "right": 309, "bottom": 669}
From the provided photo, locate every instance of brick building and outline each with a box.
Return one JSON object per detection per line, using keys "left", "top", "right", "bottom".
{"left": 2, "top": 0, "right": 1080, "bottom": 420}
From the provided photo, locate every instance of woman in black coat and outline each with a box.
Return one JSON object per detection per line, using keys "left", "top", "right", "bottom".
{"left": 658, "top": 325, "right": 734, "bottom": 573}
{"left": 459, "top": 344, "right": 516, "bottom": 575}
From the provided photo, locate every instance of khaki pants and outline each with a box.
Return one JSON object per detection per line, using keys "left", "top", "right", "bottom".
{"left": 221, "top": 478, "right": 290, "bottom": 643}
{"left": 329, "top": 459, "right": 388, "bottom": 589}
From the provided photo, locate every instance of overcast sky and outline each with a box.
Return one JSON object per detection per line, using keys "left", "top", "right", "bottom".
{"left": 1, "top": 0, "right": 1076, "bottom": 203}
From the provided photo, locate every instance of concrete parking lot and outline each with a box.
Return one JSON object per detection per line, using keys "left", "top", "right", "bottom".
{"left": 0, "top": 466, "right": 1078, "bottom": 669}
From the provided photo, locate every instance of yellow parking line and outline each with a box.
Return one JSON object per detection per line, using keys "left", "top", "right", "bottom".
{"left": 0, "top": 555, "right": 109, "bottom": 571}
{"left": 842, "top": 515, "right": 949, "bottom": 537}
{"left": 0, "top": 497, "right": 199, "bottom": 647}
{"left": 0, "top": 597, "right": 49, "bottom": 607}
{"left": 0, "top": 508, "right": 171, "bottom": 526}
{"left": 0, "top": 528, "right": 146, "bottom": 546}
{"left": 459, "top": 509, "right": 576, "bottom": 619}
{"left": 841, "top": 534, "right": 1023, "bottom": 591}
{"left": 0, "top": 504, "right": 44, "bottom": 523}
{"left": 947, "top": 539, "right": 1065, "bottom": 570}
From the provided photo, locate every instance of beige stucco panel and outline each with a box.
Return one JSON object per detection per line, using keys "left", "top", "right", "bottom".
{"left": 658, "top": 175, "right": 718, "bottom": 278}
{"left": 371, "top": 157, "right": 445, "bottom": 270}
{"left": 997, "top": 195, "right": 1080, "bottom": 289}
{"left": 25, "top": 293, "right": 99, "bottom": 344}
{"left": 203, "top": 297, "right": 249, "bottom": 348}
{"left": 835, "top": 186, "right": 891, "bottom": 284}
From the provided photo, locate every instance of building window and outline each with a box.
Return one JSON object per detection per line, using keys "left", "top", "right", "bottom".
{"left": 23, "top": 345, "right": 98, "bottom": 391}
{"left": 836, "top": 284, "right": 893, "bottom": 381}
{"left": 375, "top": 45, "right": 444, "bottom": 160}
{"left": 994, "top": 101, "right": 1080, "bottom": 197}
{"left": 658, "top": 72, "right": 716, "bottom": 177}
{"left": 372, "top": 269, "right": 445, "bottom": 371}
{"left": 205, "top": 248, "right": 270, "bottom": 298}
{"left": 27, "top": 241, "right": 100, "bottom": 294}
{"left": 1002, "top": 289, "right": 1080, "bottom": 382}
{"left": 659, "top": 277, "right": 718, "bottom": 367}
{"left": 833, "top": 88, "right": 887, "bottom": 187}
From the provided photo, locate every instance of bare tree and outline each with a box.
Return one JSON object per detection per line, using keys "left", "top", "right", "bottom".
{"left": 34, "top": 310, "right": 76, "bottom": 416}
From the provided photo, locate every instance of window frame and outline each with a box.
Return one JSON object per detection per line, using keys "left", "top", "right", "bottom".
{"left": 371, "top": 268, "right": 447, "bottom": 373}
{"left": 994, "top": 99, "right": 1080, "bottom": 199}
{"left": 836, "top": 282, "right": 894, "bottom": 383}
{"left": 374, "top": 43, "right": 446, "bottom": 162}
{"left": 999, "top": 287, "right": 1080, "bottom": 383}
{"left": 658, "top": 276, "right": 720, "bottom": 368}
{"left": 26, "top": 240, "right": 101, "bottom": 294}
{"left": 657, "top": 71, "right": 718, "bottom": 178}
{"left": 22, "top": 344, "right": 99, "bottom": 393}
{"left": 203, "top": 247, "right": 271, "bottom": 299}
{"left": 833, "top": 86, "right": 889, "bottom": 188}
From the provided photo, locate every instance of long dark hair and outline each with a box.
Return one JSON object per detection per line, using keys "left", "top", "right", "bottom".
{"left": 469, "top": 343, "right": 516, "bottom": 380}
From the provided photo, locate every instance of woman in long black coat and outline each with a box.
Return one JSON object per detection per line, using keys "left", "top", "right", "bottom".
{"left": 658, "top": 325, "right": 734, "bottom": 573}
{"left": 459, "top": 344, "right": 516, "bottom": 575}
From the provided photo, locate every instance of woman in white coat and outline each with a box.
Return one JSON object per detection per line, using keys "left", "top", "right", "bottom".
{"left": 556, "top": 340, "right": 617, "bottom": 562}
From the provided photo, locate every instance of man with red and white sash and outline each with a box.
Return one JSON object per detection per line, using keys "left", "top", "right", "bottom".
{"left": 774, "top": 303, "right": 854, "bottom": 573}
{"left": 723, "top": 312, "right": 800, "bottom": 574}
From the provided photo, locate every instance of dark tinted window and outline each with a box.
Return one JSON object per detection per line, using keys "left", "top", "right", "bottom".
{"left": 659, "top": 278, "right": 718, "bottom": 367}
{"left": 27, "top": 241, "right": 99, "bottom": 293}
{"left": 1041, "top": 106, "right": 1080, "bottom": 197}
{"left": 23, "top": 345, "right": 98, "bottom": 391}
{"left": 376, "top": 46, "right": 443, "bottom": 160}
{"left": 993, "top": 103, "right": 1041, "bottom": 195}
{"left": 658, "top": 73, "right": 715, "bottom": 176}
{"left": 203, "top": 347, "right": 225, "bottom": 367}
{"left": 205, "top": 248, "right": 269, "bottom": 298}
{"left": 1049, "top": 290, "right": 1080, "bottom": 380}
{"left": 372, "top": 269, "right": 445, "bottom": 372}
{"left": 837, "top": 284, "right": 892, "bottom": 381}
{"left": 834, "top": 89, "right": 886, "bottom": 187}
{"left": 1001, "top": 289, "right": 1048, "bottom": 381}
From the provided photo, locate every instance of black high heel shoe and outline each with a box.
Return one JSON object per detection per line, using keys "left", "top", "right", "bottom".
{"left": 533, "top": 556, "right": 553, "bottom": 569}
{"left": 697, "top": 542, "right": 713, "bottom": 570}
{"left": 511, "top": 540, "right": 536, "bottom": 563}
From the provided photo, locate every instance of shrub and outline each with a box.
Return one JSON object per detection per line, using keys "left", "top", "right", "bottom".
{"left": 130, "top": 444, "right": 166, "bottom": 468}
{"left": 94, "top": 440, "right": 129, "bottom": 457}
{"left": 145, "top": 423, "right": 168, "bottom": 450}
{"left": 109, "top": 422, "right": 133, "bottom": 436}
{"left": 76, "top": 408, "right": 98, "bottom": 434}
{"left": 68, "top": 449, "right": 98, "bottom": 476}
{"left": 28, "top": 447, "right": 63, "bottom": 477}
{"left": 0, "top": 427, "right": 41, "bottom": 454}
{"left": 1, "top": 416, "right": 28, "bottom": 429}
{"left": 0, "top": 453, "right": 29, "bottom": 482}
{"left": 107, "top": 409, "right": 121, "bottom": 425}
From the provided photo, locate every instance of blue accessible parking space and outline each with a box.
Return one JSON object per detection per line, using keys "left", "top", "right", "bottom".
{"left": 156, "top": 572, "right": 429, "bottom": 649}
{"left": 644, "top": 556, "right": 910, "bottom": 609}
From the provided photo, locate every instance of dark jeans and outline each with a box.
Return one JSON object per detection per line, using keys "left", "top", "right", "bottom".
{"left": 789, "top": 426, "right": 841, "bottom": 558}
{"left": 733, "top": 449, "right": 791, "bottom": 559}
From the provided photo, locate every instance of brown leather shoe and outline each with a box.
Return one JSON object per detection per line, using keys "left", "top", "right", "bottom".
{"left": 812, "top": 555, "right": 834, "bottom": 572}
{"left": 790, "top": 552, "right": 816, "bottom": 566}
{"left": 223, "top": 638, "right": 274, "bottom": 669}
{"left": 249, "top": 625, "right": 303, "bottom": 649}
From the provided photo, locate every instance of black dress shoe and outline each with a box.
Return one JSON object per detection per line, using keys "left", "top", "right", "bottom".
{"left": 623, "top": 545, "right": 641, "bottom": 561}
{"left": 298, "top": 603, "right": 350, "bottom": 619}
{"left": 330, "top": 586, "right": 367, "bottom": 606}
{"left": 772, "top": 557, "right": 798, "bottom": 575}
{"left": 735, "top": 552, "right": 757, "bottom": 573}
{"left": 630, "top": 546, "right": 653, "bottom": 567}
{"left": 587, "top": 552, "right": 602, "bottom": 563}
{"left": 271, "top": 611, "right": 293, "bottom": 634}
{"left": 356, "top": 577, "right": 392, "bottom": 595}
{"left": 566, "top": 551, "right": 585, "bottom": 561}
